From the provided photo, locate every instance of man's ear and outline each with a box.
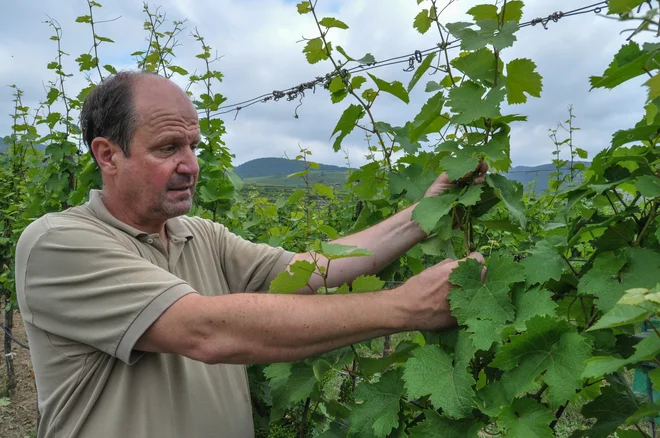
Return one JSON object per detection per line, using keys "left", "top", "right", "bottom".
{"left": 91, "top": 137, "right": 120, "bottom": 175}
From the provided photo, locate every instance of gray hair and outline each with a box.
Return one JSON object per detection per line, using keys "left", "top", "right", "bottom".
{"left": 80, "top": 71, "right": 156, "bottom": 160}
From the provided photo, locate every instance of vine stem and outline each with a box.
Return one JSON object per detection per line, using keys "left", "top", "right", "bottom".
{"left": 299, "top": 397, "right": 311, "bottom": 438}
{"left": 648, "top": 318, "right": 660, "bottom": 339}
{"left": 86, "top": 0, "right": 105, "bottom": 82}
{"left": 309, "top": 2, "right": 391, "bottom": 171}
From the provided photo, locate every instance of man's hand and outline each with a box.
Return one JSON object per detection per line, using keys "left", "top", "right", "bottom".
{"left": 423, "top": 161, "right": 489, "bottom": 198}
{"left": 396, "top": 252, "right": 486, "bottom": 332}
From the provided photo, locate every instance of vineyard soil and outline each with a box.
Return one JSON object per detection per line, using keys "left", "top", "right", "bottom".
{"left": 0, "top": 312, "right": 37, "bottom": 438}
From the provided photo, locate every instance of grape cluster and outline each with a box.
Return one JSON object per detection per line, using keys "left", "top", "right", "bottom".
{"left": 338, "top": 376, "right": 354, "bottom": 403}
{"left": 254, "top": 427, "right": 269, "bottom": 438}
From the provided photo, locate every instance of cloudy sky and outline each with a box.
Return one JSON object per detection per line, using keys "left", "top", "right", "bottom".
{"left": 0, "top": 0, "right": 654, "bottom": 168}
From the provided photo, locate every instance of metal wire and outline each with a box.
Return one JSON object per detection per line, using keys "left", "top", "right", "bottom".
{"left": 205, "top": 1, "right": 609, "bottom": 119}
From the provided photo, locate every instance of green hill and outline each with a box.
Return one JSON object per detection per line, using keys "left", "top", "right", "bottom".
{"left": 234, "top": 157, "right": 349, "bottom": 179}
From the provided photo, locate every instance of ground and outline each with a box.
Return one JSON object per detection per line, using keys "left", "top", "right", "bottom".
{"left": 0, "top": 311, "right": 38, "bottom": 438}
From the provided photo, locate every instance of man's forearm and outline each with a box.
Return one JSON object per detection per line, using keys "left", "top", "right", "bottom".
{"left": 167, "top": 289, "right": 412, "bottom": 364}
{"left": 292, "top": 203, "right": 427, "bottom": 291}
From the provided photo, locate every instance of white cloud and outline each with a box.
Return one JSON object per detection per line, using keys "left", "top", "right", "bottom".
{"left": 0, "top": 0, "right": 654, "bottom": 169}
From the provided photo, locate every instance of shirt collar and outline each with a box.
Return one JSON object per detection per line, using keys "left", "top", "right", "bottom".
{"left": 83, "top": 189, "right": 193, "bottom": 242}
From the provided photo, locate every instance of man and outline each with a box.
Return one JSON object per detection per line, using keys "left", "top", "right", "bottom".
{"left": 14, "top": 71, "right": 486, "bottom": 438}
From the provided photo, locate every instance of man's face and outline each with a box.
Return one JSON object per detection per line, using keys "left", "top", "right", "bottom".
{"left": 113, "top": 76, "right": 201, "bottom": 225}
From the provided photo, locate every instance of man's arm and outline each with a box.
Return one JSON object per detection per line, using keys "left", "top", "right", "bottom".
{"left": 134, "top": 253, "right": 484, "bottom": 364}
{"left": 291, "top": 166, "right": 487, "bottom": 293}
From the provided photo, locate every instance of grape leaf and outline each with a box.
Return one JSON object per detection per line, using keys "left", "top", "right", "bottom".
{"left": 451, "top": 48, "right": 500, "bottom": 85}
{"left": 319, "top": 242, "right": 373, "bottom": 259}
{"left": 491, "top": 316, "right": 592, "bottom": 408}
{"left": 330, "top": 104, "right": 364, "bottom": 152}
{"left": 413, "top": 9, "right": 433, "bottom": 34}
{"left": 269, "top": 260, "right": 315, "bottom": 293}
{"left": 467, "top": 5, "right": 497, "bottom": 21}
{"left": 458, "top": 184, "right": 483, "bottom": 207}
{"left": 439, "top": 148, "right": 481, "bottom": 181}
{"left": 502, "top": 1, "right": 524, "bottom": 23}
{"left": 636, "top": 175, "right": 660, "bottom": 197}
{"left": 448, "top": 253, "right": 523, "bottom": 325}
{"left": 519, "top": 240, "right": 564, "bottom": 285}
{"left": 576, "top": 384, "right": 643, "bottom": 437}
{"left": 497, "top": 398, "right": 554, "bottom": 438}
{"left": 319, "top": 17, "right": 348, "bottom": 29}
{"left": 303, "top": 37, "right": 328, "bottom": 64}
{"left": 265, "top": 362, "right": 317, "bottom": 420}
{"left": 587, "top": 304, "right": 653, "bottom": 331}
{"left": 388, "top": 163, "right": 438, "bottom": 203}
{"left": 410, "top": 91, "right": 446, "bottom": 142}
{"left": 297, "top": 1, "right": 311, "bottom": 14}
{"left": 447, "top": 81, "right": 504, "bottom": 124}
{"left": 348, "top": 369, "right": 404, "bottom": 437}
{"left": 411, "top": 193, "right": 459, "bottom": 233}
{"left": 368, "top": 74, "right": 409, "bottom": 104}
{"left": 644, "top": 74, "right": 660, "bottom": 102}
{"left": 609, "top": 0, "right": 646, "bottom": 14}
{"left": 447, "top": 20, "right": 517, "bottom": 51}
{"left": 480, "top": 128, "right": 512, "bottom": 171}
{"left": 582, "top": 334, "right": 660, "bottom": 378}
{"left": 590, "top": 41, "right": 660, "bottom": 90}
{"left": 511, "top": 286, "right": 558, "bottom": 331}
{"left": 505, "top": 58, "right": 543, "bottom": 104}
{"left": 351, "top": 275, "right": 385, "bottom": 293}
{"left": 402, "top": 344, "right": 476, "bottom": 418}
{"left": 611, "top": 124, "right": 660, "bottom": 149}
{"left": 408, "top": 52, "right": 437, "bottom": 92}
{"left": 408, "top": 410, "right": 483, "bottom": 438}
{"left": 465, "top": 318, "right": 504, "bottom": 350}
{"left": 487, "top": 174, "right": 527, "bottom": 229}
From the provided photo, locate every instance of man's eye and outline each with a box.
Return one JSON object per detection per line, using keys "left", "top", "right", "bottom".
{"left": 162, "top": 145, "right": 177, "bottom": 153}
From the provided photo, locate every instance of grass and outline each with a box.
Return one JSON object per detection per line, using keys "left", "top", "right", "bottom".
{"left": 242, "top": 170, "right": 348, "bottom": 188}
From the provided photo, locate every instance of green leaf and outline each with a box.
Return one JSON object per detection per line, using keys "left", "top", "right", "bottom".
{"left": 497, "top": 398, "right": 554, "bottom": 438}
{"left": 0, "top": 397, "right": 9, "bottom": 407}
{"left": 451, "top": 48, "right": 500, "bottom": 85}
{"left": 314, "top": 183, "right": 334, "bottom": 198}
{"left": 439, "top": 148, "right": 480, "bottom": 181}
{"left": 644, "top": 74, "right": 660, "bottom": 102}
{"left": 348, "top": 370, "right": 404, "bottom": 437}
{"left": 583, "top": 335, "right": 660, "bottom": 378}
{"left": 411, "top": 193, "right": 459, "bottom": 233}
{"left": 403, "top": 344, "right": 476, "bottom": 418}
{"left": 330, "top": 104, "right": 364, "bottom": 152}
{"left": 297, "top": 1, "right": 312, "bottom": 14}
{"left": 103, "top": 64, "right": 117, "bottom": 74}
{"left": 410, "top": 92, "right": 449, "bottom": 142}
{"left": 168, "top": 65, "right": 189, "bottom": 75}
{"left": 447, "top": 20, "right": 518, "bottom": 51}
{"left": 449, "top": 253, "right": 523, "bottom": 325}
{"left": 465, "top": 319, "right": 504, "bottom": 351}
{"left": 578, "top": 384, "right": 643, "bottom": 437}
{"left": 368, "top": 74, "right": 410, "bottom": 104}
{"left": 319, "top": 17, "right": 349, "bottom": 29}
{"left": 313, "top": 359, "right": 333, "bottom": 382}
{"left": 408, "top": 52, "right": 437, "bottom": 92}
{"left": 487, "top": 174, "right": 526, "bottom": 229}
{"left": 590, "top": 41, "right": 660, "bottom": 90}
{"left": 319, "top": 242, "right": 373, "bottom": 260}
{"left": 458, "top": 184, "right": 483, "bottom": 207}
{"left": 413, "top": 9, "right": 433, "bottom": 34}
{"left": 491, "top": 316, "right": 592, "bottom": 408}
{"left": 611, "top": 124, "right": 660, "bottom": 149}
{"left": 351, "top": 275, "right": 385, "bottom": 293}
{"left": 519, "top": 240, "right": 564, "bottom": 285}
{"left": 636, "top": 175, "right": 660, "bottom": 197}
{"left": 268, "top": 260, "right": 315, "bottom": 293}
{"left": 408, "top": 410, "right": 483, "bottom": 438}
{"left": 264, "top": 362, "right": 317, "bottom": 420}
{"left": 587, "top": 304, "right": 653, "bottom": 331}
{"left": 466, "top": 5, "right": 498, "bottom": 21}
{"left": 502, "top": 1, "right": 524, "bottom": 23}
{"left": 351, "top": 76, "right": 367, "bottom": 89}
{"left": 609, "top": 0, "right": 647, "bottom": 15}
{"left": 447, "top": 81, "right": 504, "bottom": 124}
{"left": 505, "top": 59, "right": 543, "bottom": 105}
{"left": 388, "top": 163, "right": 438, "bottom": 203}
{"left": 94, "top": 35, "right": 114, "bottom": 43}
{"left": 512, "top": 286, "right": 558, "bottom": 332}
{"left": 75, "top": 15, "right": 92, "bottom": 23}
{"left": 303, "top": 37, "right": 328, "bottom": 64}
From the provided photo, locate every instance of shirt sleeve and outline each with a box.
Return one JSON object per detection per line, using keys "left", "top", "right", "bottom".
{"left": 15, "top": 218, "right": 196, "bottom": 365}
{"left": 211, "top": 221, "right": 295, "bottom": 293}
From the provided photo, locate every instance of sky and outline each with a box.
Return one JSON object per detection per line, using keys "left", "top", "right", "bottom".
{"left": 0, "top": 0, "right": 654, "bottom": 169}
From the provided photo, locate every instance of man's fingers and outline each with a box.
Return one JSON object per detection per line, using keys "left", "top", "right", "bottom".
{"left": 465, "top": 251, "right": 485, "bottom": 265}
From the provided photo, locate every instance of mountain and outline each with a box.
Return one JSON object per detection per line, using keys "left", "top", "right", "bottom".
{"left": 234, "top": 157, "right": 349, "bottom": 179}
{"left": 235, "top": 157, "right": 588, "bottom": 193}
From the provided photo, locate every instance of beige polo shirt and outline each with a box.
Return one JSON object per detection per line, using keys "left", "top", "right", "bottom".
{"left": 14, "top": 189, "right": 295, "bottom": 438}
